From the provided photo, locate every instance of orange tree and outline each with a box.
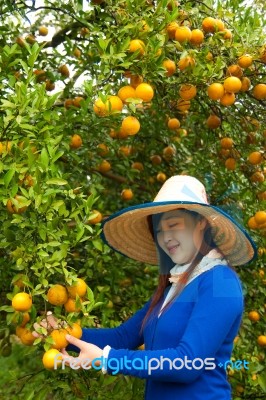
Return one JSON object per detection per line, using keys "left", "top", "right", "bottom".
{"left": 0, "top": 0, "right": 265, "bottom": 399}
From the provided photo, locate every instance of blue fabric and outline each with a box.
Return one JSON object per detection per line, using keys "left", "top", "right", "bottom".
{"left": 67, "top": 265, "right": 244, "bottom": 400}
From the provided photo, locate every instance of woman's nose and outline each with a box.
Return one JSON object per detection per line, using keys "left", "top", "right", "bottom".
{"left": 163, "top": 229, "right": 173, "bottom": 243}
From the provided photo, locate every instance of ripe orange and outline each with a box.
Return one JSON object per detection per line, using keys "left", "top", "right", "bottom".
{"left": 206, "top": 114, "right": 221, "bottom": 129}
{"left": 220, "top": 92, "right": 236, "bottom": 106}
{"left": 58, "top": 64, "right": 70, "bottom": 78}
{"left": 98, "top": 160, "right": 111, "bottom": 173}
{"left": 257, "top": 335, "right": 266, "bottom": 347}
{"left": 93, "top": 98, "right": 107, "bottom": 116}
{"left": 72, "top": 96, "right": 83, "bottom": 107}
{"left": 66, "top": 322, "right": 82, "bottom": 339}
{"left": 179, "top": 84, "right": 197, "bottom": 100}
{"left": 97, "top": 143, "right": 109, "bottom": 156}
{"left": 73, "top": 48, "right": 81, "bottom": 58}
{"left": 106, "top": 95, "right": 123, "bottom": 113}
{"left": 117, "top": 86, "right": 136, "bottom": 102}
{"left": 67, "top": 278, "right": 87, "bottom": 298}
{"left": 163, "top": 146, "right": 176, "bottom": 160}
{"left": 135, "top": 83, "right": 154, "bottom": 102}
{"left": 240, "top": 77, "right": 251, "bottom": 92}
{"left": 220, "top": 138, "right": 233, "bottom": 149}
{"left": 121, "top": 189, "right": 134, "bottom": 201}
{"left": 166, "top": 21, "right": 179, "bottom": 39}
{"left": 13, "top": 311, "right": 30, "bottom": 327}
{"left": 129, "top": 39, "right": 145, "bottom": 55}
{"left": 253, "top": 84, "right": 266, "bottom": 100}
{"left": 88, "top": 210, "right": 103, "bottom": 225}
{"left": 150, "top": 155, "right": 162, "bottom": 165}
{"left": 64, "top": 297, "right": 82, "bottom": 313}
{"left": 207, "top": 83, "right": 224, "bottom": 100}
{"left": 251, "top": 171, "right": 264, "bottom": 183}
{"left": 45, "top": 80, "right": 55, "bottom": 91}
{"left": 162, "top": 59, "right": 176, "bottom": 77}
{"left": 64, "top": 99, "right": 73, "bottom": 109}
{"left": 226, "top": 64, "right": 243, "bottom": 78}
{"left": 176, "top": 99, "right": 191, "bottom": 111}
{"left": 190, "top": 29, "right": 204, "bottom": 45}
{"left": 47, "top": 285, "right": 68, "bottom": 306}
{"left": 168, "top": 118, "right": 180, "bottom": 130}
{"left": 248, "top": 151, "right": 262, "bottom": 165}
{"left": 121, "top": 116, "right": 140, "bottom": 135}
{"left": 12, "top": 293, "right": 32, "bottom": 312}
{"left": 17, "top": 327, "right": 36, "bottom": 346}
{"left": 215, "top": 19, "right": 225, "bottom": 31}
{"left": 175, "top": 26, "right": 192, "bottom": 42}
{"left": 248, "top": 311, "right": 260, "bottom": 322}
{"left": 238, "top": 55, "right": 253, "bottom": 69}
{"left": 119, "top": 145, "right": 133, "bottom": 156}
{"left": 131, "top": 162, "right": 144, "bottom": 171}
{"left": 38, "top": 26, "right": 48, "bottom": 36}
{"left": 223, "top": 77, "right": 242, "bottom": 93}
{"left": 42, "top": 349, "right": 62, "bottom": 370}
{"left": 157, "top": 172, "right": 167, "bottom": 183}
{"left": 129, "top": 75, "right": 143, "bottom": 88}
{"left": 178, "top": 56, "right": 195, "bottom": 71}
{"left": 202, "top": 17, "right": 216, "bottom": 33}
{"left": 225, "top": 158, "right": 236, "bottom": 170}
{"left": 222, "top": 29, "right": 232, "bottom": 40}
{"left": 206, "top": 52, "right": 213, "bottom": 61}
{"left": 50, "top": 329, "right": 68, "bottom": 349}
{"left": 7, "top": 196, "right": 27, "bottom": 214}
{"left": 70, "top": 134, "right": 82, "bottom": 149}
{"left": 247, "top": 216, "right": 258, "bottom": 229}
{"left": 254, "top": 211, "right": 266, "bottom": 225}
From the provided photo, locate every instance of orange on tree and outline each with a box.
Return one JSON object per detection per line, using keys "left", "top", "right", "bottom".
{"left": 7, "top": 195, "right": 28, "bottom": 214}
{"left": 157, "top": 172, "right": 167, "bottom": 183}
{"left": 119, "top": 145, "right": 133, "bottom": 156}
{"left": 202, "top": 17, "right": 217, "bottom": 33}
{"left": 238, "top": 54, "right": 253, "bottom": 68}
{"left": 163, "top": 146, "right": 176, "bottom": 160}
{"left": 87, "top": 210, "right": 103, "bottom": 225}
{"left": 121, "top": 116, "right": 140, "bottom": 135}
{"left": 38, "top": 26, "right": 48, "bottom": 36}
{"left": 64, "top": 297, "right": 82, "bottom": 313}
{"left": 220, "top": 92, "right": 236, "bottom": 106}
{"left": 135, "top": 83, "right": 154, "bottom": 102}
{"left": 128, "top": 39, "right": 145, "bottom": 55}
{"left": 251, "top": 171, "right": 264, "bottom": 183}
{"left": 248, "top": 311, "right": 260, "bottom": 322}
{"left": 168, "top": 118, "right": 180, "bottom": 130}
{"left": 150, "top": 155, "right": 162, "bottom": 165}
{"left": 190, "top": 29, "right": 204, "bottom": 45}
{"left": 58, "top": 64, "right": 70, "bottom": 78}
{"left": 257, "top": 335, "right": 266, "bottom": 347}
{"left": 70, "top": 134, "right": 82, "bottom": 149}
{"left": 162, "top": 59, "right": 176, "bottom": 77}
{"left": 121, "top": 189, "right": 134, "bottom": 201}
{"left": 222, "top": 29, "right": 233, "bottom": 40}
{"left": 207, "top": 83, "right": 224, "bottom": 100}
{"left": 253, "top": 84, "right": 266, "bottom": 100}
{"left": 240, "top": 77, "right": 251, "bottom": 92}
{"left": 17, "top": 327, "right": 36, "bottom": 346}
{"left": 129, "top": 74, "right": 143, "bottom": 88}
{"left": 73, "top": 48, "right": 81, "bottom": 58}
{"left": 131, "top": 162, "right": 144, "bottom": 171}
{"left": 97, "top": 143, "right": 109, "bottom": 156}
{"left": 214, "top": 19, "right": 225, "bottom": 31}
{"left": 175, "top": 26, "right": 192, "bottom": 42}
{"left": 45, "top": 80, "right": 55, "bottom": 91}
{"left": 166, "top": 21, "right": 179, "bottom": 39}
{"left": 223, "top": 77, "right": 242, "bottom": 93}
{"left": 178, "top": 55, "right": 195, "bottom": 71}
{"left": 93, "top": 98, "right": 107, "bottom": 116}
{"left": 176, "top": 99, "right": 191, "bottom": 111}
{"left": 66, "top": 322, "right": 82, "bottom": 339}
{"left": 248, "top": 151, "right": 262, "bottom": 165}
{"left": 47, "top": 284, "right": 68, "bottom": 306}
{"left": 98, "top": 160, "right": 111, "bottom": 173}
{"left": 254, "top": 211, "right": 266, "bottom": 225}
{"left": 247, "top": 216, "right": 259, "bottom": 229}
{"left": 42, "top": 349, "right": 62, "bottom": 370}
{"left": 179, "top": 84, "right": 197, "bottom": 100}
{"left": 226, "top": 64, "right": 243, "bottom": 78}
{"left": 12, "top": 292, "right": 32, "bottom": 312}
{"left": 72, "top": 96, "right": 84, "bottom": 107}
{"left": 220, "top": 138, "right": 233, "bottom": 149}
{"left": 106, "top": 95, "right": 123, "bottom": 113}
{"left": 50, "top": 329, "right": 69, "bottom": 350}
{"left": 67, "top": 278, "right": 87, "bottom": 298}
{"left": 225, "top": 158, "right": 237, "bottom": 170}
{"left": 64, "top": 99, "right": 73, "bottom": 109}
{"left": 206, "top": 114, "right": 221, "bottom": 129}
{"left": 117, "top": 86, "right": 136, "bottom": 102}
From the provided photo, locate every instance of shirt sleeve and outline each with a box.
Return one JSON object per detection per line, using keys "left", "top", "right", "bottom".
{"left": 104, "top": 267, "right": 244, "bottom": 383}
{"left": 66, "top": 297, "right": 152, "bottom": 353}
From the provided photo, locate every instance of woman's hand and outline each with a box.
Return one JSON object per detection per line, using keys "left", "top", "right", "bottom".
{"left": 61, "top": 335, "right": 104, "bottom": 368}
{"left": 32, "top": 312, "right": 65, "bottom": 338}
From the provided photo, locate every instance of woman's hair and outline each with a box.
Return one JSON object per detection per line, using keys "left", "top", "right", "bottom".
{"left": 139, "top": 209, "right": 232, "bottom": 335}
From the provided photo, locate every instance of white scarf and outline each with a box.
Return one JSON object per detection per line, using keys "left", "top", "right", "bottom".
{"left": 158, "top": 248, "right": 228, "bottom": 317}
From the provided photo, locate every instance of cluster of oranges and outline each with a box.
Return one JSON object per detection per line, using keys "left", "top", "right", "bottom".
{"left": 247, "top": 211, "right": 266, "bottom": 231}
{"left": 11, "top": 278, "right": 87, "bottom": 369}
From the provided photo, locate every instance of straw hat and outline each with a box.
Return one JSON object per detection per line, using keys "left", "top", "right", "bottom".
{"left": 101, "top": 175, "right": 257, "bottom": 268}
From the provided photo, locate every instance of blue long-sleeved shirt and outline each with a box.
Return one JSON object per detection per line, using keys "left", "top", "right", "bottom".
{"left": 68, "top": 265, "right": 244, "bottom": 400}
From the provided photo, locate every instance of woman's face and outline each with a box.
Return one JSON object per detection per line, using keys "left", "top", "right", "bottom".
{"left": 156, "top": 210, "right": 207, "bottom": 265}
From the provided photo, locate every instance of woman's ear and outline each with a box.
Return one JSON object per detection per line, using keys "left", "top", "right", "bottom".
{"left": 197, "top": 218, "right": 207, "bottom": 231}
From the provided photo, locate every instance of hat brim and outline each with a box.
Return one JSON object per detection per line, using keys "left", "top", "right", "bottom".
{"left": 101, "top": 201, "right": 257, "bottom": 267}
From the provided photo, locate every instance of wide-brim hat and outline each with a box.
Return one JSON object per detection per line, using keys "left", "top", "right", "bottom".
{"left": 100, "top": 175, "right": 257, "bottom": 268}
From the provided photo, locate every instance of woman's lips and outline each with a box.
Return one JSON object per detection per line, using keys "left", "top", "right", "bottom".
{"left": 167, "top": 244, "right": 180, "bottom": 254}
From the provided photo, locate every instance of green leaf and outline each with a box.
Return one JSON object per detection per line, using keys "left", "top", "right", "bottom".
{"left": 4, "top": 168, "right": 15, "bottom": 187}
{"left": 46, "top": 178, "right": 68, "bottom": 185}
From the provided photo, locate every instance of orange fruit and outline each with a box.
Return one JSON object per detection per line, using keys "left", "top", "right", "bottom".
{"left": 129, "top": 39, "right": 145, "bottom": 55}
{"left": 253, "top": 84, "right": 266, "bottom": 100}
{"left": 38, "top": 26, "right": 48, "bottom": 36}
{"left": 225, "top": 158, "right": 236, "bottom": 170}
{"left": 70, "top": 134, "right": 82, "bottom": 149}
{"left": 215, "top": 19, "right": 225, "bottom": 31}
{"left": 248, "top": 311, "right": 260, "bottom": 322}
{"left": 190, "top": 29, "right": 204, "bottom": 45}
{"left": 73, "top": 48, "right": 81, "bottom": 58}
{"left": 257, "top": 191, "right": 266, "bottom": 200}
{"left": 202, "top": 17, "right": 216, "bottom": 33}
{"left": 167, "top": 22, "right": 179, "bottom": 39}
{"left": 47, "top": 285, "right": 68, "bottom": 306}
{"left": 88, "top": 210, "right": 103, "bottom": 225}
{"left": 179, "top": 84, "right": 197, "bottom": 100}
{"left": 247, "top": 216, "right": 258, "bottom": 229}
{"left": 131, "top": 162, "right": 144, "bottom": 171}
{"left": 97, "top": 143, "right": 109, "bottom": 156}
{"left": 64, "top": 99, "right": 73, "bottom": 109}
{"left": 257, "top": 335, "right": 266, "bottom": 347}
{"left": 226, "top": 64, "right": 243, "bottom": 78}
{"left": 117, "top": 86, "right": 136, "bottom": 102}
{"left": 119, "top": 145, "right": 133, "bottom": 156}
{"left": 6, "top": 195, "right": 28, "bottom": 214}
{"left": 163, "top": 146, "right": 176, "bottom": 160}
{"left": 129, "top": 75, "right": 143, "bottom": 88}
{"left": 98, "top": 160, "right": 111, "bottom": 173}
{"left": 220, "top": 92, "right": 236, "bottom": 106}
{"left": 45, "top": 80, "right": 55, "bottom": 91}
{"left": 72, "top": 96, "right": 83, "bottom": 107}
{"left": 13, "top": 311, "right": 30, "bottom": 327}
{"left": 238, "top": 55, "right": 253, "bottom": 69}
{"left": 240, "top": 77, "right": 251, "bottom": 92}
{"left": 67, "top": 278, "right": 87, "bottom": 298}
{"left": 135, "top": 83, "right": 154, "bottom": 102}
{"left": 206, "top": 52, "right": 213, "bottom": 61}
{"left": 168, "top": 118, "right": 180, "bottom": 130}
{"left": 121, "top": 189, "right": 134, "bottom": 201}
{"left": 58, "top": 64, "right": 70, "bottom": 78}
{"left": 157, "top": 172, "right": 167, "bottom": 183}
{"left": 42, "top": 349, "right": 62, "bottom": 370}
{"left": 222, "top": 29, "right": 232, "bottom": 40}
{"left": 207, "top": 83, "right": 224, "bottom": 100}
{"left": 251, "top": 171, "right": 264, "bottom": 183}
{"left": 64, "top": 297, "right": 82, "bottom": 313}
{"left": 248, "top": 151, "right": 262, "bottom": 165}
{"left": 176, "top": 99, "right": 191, "bottom": 111}
{"left": 12, "top": 293, "right": 32, "bottom": 312}
{"left": 175, "top": 26, "right": 192, "bottom": 42}
{"left": 18, "top": 327, "right": 36, "bottom": 346}
{"left": 106, "top": 95, "right": 123, "bottom": 113}
{"left": 178, "top": 56, "right": 195, "bottom": 71}
{"left": 254, "top": 211, "right": 266, "bottom": 225}
{"left": 121, "top": 116, "right": 140, "bottom": 135}
{"left": 206, "top": 114, "right": 221, "bottom": 129}
{"left": 162, "top": 59, "right": 176, "bottom": 77}
{"left": 93, "top": 98, "right": 107, "bottom": 116}
{"left": 220, "top": 138, "right": 233, "bottom": 149}
{"left": 66, "top": 322, "right": 82, "bottom": 339}
{"left": 50, "top": 329, "right": 69, "bottom": 350}
{"left": 150, "top": 155, "right": 162, "bottom": 165}
{"left": 223, "top": 77, "right": 242, "bottom": 93}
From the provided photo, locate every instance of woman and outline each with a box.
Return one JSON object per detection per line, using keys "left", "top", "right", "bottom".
{"left": 51, "top": 176, "right": 257, "bottom": 399}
